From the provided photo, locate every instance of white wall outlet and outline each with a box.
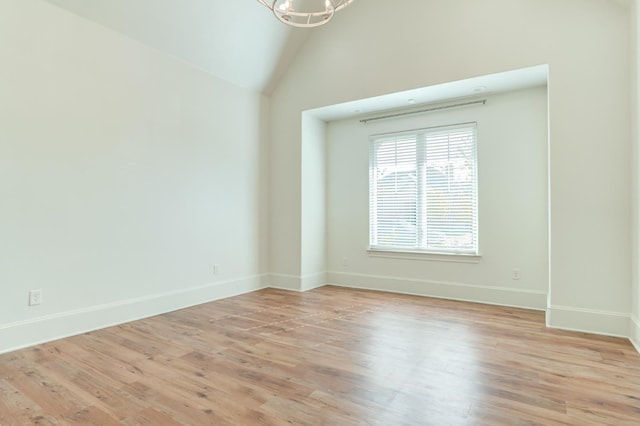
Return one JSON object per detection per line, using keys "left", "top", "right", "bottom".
{"left": 341, "top": 257, "right": 349, "bottom": 267}
{"left": 213, "top": 264, "right": 220, "bottom": 275}
{"left": 512, "top": 269, "right": 521, "bottom": 280}
{"left": 28, "top": 290, "right": 42, "bottom": 306}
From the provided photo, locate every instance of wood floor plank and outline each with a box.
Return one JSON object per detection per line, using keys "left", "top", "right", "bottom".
{"left": 1, "top": 286, "right": 639, "bottom": 424}
{"left": 123, "top": 407, "right": 183, "bottom": 426}
{"left": 0, "top": 357, "right": 89, "bottom": 419}
{"left": 0, "top": 378, "right": 42, "bottom": 425}
{"left": 36, "top": 357, "right": 145, "bottom": 422}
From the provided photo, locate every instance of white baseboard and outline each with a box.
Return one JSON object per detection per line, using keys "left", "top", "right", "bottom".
{"left": 301, "top": 272, "right": 327, "bottom": 291}
{"left": 0, "top": 274, "right": 268, "bottom": 355}
{"left": 546, "top": 305, "right": 630, "bottom": 338}
{"left": 326, "top": 271, "right": 547, "bottom": 311}
{"left": 268, "top": 273, "right": 302, "bottom": 291}
{"left": 4, "top": 271, "right": 634, "bottom": 356}
{"left": 631, "top": 315, "right": 640, "bottom": 353}
{"left": 268, "top": 272, "right": 327, "bottom": 292}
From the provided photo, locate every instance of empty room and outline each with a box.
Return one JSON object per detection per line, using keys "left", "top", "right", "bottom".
{"left": 1, "top": 0, "right": 640, "bottom": 424}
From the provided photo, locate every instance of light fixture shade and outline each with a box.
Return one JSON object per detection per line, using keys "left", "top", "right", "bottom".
{"left": 257, "top": 0, "right": 355, "bottom": 28}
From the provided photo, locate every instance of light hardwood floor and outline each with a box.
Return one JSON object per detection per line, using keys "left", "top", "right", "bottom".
{"left": 1, "top": 286, "right": 639, "bottom": 425}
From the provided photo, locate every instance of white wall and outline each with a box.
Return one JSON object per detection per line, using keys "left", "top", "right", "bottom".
{"left": 0, "top": 0, "right": 269, "bottom": 354}
{"left": 1, "top": 0, "right": 633, "bottom": 354}
{"left": 326, "top": 88, "right": 548, "bottom": 309}
{"left": 632, "top": 0, "right": 640, "bottom": 350}
{"left": 270, "top": 0, "right": 631, "bottom": 336}
{"left": 300, "top": 114, "right": 327, "bottom": 290}
{"left": 271, "top": 113, "right": 328, "bottom": 292}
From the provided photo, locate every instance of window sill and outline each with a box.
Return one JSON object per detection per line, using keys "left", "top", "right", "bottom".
{"left": 367, "top": 248, "right": 481, "bottom": 264}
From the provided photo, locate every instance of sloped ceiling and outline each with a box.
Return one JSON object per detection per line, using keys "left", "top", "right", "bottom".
{"left": 41, "top": 0, "right": 628, "bottom": 98}
{"left": 44, "top": 0, "right": 312, "bottom": 93}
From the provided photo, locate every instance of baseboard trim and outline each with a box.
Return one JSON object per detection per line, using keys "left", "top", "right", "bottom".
{"left": 326, "top": 271, "right": 547, "bottom": 311}
{"left": 301, "top": 272, "right": 327, "bottom": 291}
{"left": 0, "top": 274, "right": 268, "bottom": 355}
{"left": 268, "top": 273, "right": 302, "bottom": 291}
{"left": 546, "top": 305, "right": 630, "bottom": 338}
{"left": 268, "top": 273, "right": 327, "bottom": 292}
{"left": 3, "top": 272, "right": 633, "bottom": 356}
{"left": 631, "top": 315, "right": 640, "bottom": 353}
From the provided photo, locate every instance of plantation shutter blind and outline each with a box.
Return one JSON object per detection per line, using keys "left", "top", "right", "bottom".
{"left": 369, "top": 123, "right": 478, "bottom": 255}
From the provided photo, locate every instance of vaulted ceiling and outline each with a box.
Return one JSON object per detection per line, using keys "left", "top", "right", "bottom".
{"left": 41, "top": 0, "right": 626, "bottom": 101}
{"left": 44, "top": 0, "right": 313, "bottom": 94}
{"left": 42, "top": 0, "right": 555, "bottom": 118}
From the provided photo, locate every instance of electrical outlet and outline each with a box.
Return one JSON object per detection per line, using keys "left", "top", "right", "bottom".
{"left": 213, "top": 264, "right": 220, "bottom": 275}
{"left": 342, "top": 257, "right": 349, "bottom": 267}
{"left": 512, "top": 269, "right": 521, "bottom": 280}
{"left": 28, "top": 290, "right": 42, "bottom": 306}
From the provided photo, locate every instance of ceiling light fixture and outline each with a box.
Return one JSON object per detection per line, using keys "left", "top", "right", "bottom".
{"left": 257, "top": 0, "right": 355, "bottom": 28}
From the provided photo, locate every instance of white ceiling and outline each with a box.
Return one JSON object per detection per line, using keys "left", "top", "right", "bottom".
{"left": 43, "top": 1, "right": 550, "bottom": 109}
{"left": 44, "top": 0, "right": 311, "bottom": 93}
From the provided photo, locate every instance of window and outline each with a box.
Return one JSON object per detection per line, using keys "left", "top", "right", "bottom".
{"left": 369, "top": 123, "right": 478, "bottom": 255}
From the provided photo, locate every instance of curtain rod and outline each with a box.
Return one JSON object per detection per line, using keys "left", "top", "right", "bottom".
{"left": 360, "top": 99, "right": 487, "bottom": 124}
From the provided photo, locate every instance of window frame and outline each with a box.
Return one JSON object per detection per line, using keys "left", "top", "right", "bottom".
{"left": 368, "top": 122, "right": 479, "bottom": 257}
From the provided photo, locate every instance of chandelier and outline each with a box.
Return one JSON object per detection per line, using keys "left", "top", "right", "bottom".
{"left": 257, "top": 0, "right": 355, "bottom": 28}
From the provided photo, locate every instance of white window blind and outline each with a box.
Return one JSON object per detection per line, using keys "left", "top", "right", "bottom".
{"left": 369, "top": 123, "right": 478, "bottom": 255}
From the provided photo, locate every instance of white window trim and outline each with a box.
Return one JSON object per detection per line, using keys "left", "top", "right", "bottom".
{"left": 366, "top": 248, "right": 481, "bottom": 264}
{"left": 369, "top": 122, "right": 479, "bottom": 256}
